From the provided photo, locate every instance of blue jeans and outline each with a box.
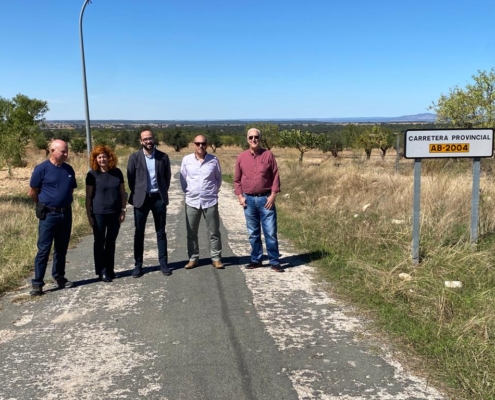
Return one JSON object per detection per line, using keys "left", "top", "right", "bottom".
{"left": 243, "top": 194, "right": 280, "bottom": 265}
{"left": 92, "top": 213, "right": 121, "bottom": 276}
{"left": 33, "top": 209, "right": 72, "bottom": 286}
{"left": 133, "top": 195, "right": 168, "bottom": 269}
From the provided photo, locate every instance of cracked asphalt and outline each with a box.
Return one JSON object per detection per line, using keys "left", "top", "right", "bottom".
{"left": 0, "top": 162, "right": 446, "bottom": 400}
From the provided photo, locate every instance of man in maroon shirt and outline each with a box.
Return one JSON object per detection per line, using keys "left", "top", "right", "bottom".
{"left": 234, "top": 128, "right": 283, "bottom": 272}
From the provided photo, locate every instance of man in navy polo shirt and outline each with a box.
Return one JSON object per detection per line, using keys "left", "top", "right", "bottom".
{"left": 28, "top": 139, "right": 77, "bottom": 295}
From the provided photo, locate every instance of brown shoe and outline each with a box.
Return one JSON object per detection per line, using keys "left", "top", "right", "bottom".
{"left": 212, "top": 260, "right": 224, "bottom": 269}
{"left": 185, "top": 260, "right": 198, "bottom": 269}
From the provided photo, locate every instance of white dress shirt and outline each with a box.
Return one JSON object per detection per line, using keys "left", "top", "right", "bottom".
{"left": 180, "top": 153, "right": 222, "bottom": 209}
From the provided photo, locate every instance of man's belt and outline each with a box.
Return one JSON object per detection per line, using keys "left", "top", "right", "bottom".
{"left": 46, "top": 206, "right": 69, "bottom": 213}
{"left": 245, "top": 191, "right": 271, "bottom": 197}
{"left": 147, "top": 192, "right": 161, "bottom": 197}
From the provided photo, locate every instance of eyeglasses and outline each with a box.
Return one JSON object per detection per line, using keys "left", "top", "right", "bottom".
{"left": 248, "top": 136, "right": 260, "bottom": 140}
{"left": 141, "top": 137, "right": 154, "bottom": 142}
{"left": 194, "top": 142, "right": 207, "bottom": 147}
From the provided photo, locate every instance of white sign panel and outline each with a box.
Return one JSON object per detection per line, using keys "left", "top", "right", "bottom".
{"left": 404, "top": 129, "right": 494, "bottom": 159}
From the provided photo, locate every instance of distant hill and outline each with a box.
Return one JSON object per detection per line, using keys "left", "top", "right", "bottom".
{"left": 387, "top": 113, "right": 437, "bottom": 122}
{"left": 306, "top": 113, "right": 437, "bottom": 123}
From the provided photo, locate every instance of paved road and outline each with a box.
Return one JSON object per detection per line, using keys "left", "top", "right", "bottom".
{"left": 0, "top": 163, "right": 446, "bottom": 400}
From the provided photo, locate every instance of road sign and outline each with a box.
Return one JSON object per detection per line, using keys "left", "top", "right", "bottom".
{"left": 404, "top": 128, "right": 493, "bottom": 159}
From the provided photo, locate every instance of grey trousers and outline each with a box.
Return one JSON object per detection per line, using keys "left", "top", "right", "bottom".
{"left": 185, "top": 203, "right": 222, "bottom": 261}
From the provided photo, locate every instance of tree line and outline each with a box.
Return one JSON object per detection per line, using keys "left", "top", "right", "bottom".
{"left": 2, "top": 68, "right": 493, "bottom": 171}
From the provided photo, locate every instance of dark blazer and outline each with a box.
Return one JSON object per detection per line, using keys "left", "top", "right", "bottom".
{"left": 127, "top": 148, "right": 171, "bottom": 208}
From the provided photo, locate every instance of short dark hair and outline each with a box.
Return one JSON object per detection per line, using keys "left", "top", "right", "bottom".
{"left": 139, "top": 127, "right": 154, "bottom": 138}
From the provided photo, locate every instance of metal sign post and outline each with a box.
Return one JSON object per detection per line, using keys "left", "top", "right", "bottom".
{"left": 471, "top": 157, "right": 481, "bottom": 244}
{"left": 412, "top": 159, "right": 421, "bottom": 264}
{"left": 404, "top": 129, "right": 494, "bottom": 263}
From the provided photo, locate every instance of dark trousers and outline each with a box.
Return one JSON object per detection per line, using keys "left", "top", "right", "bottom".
{"left": 32, "top": 209, "right": 72, "bottom": 286}
{"left": 133, "top": 195, "right": 168, "bottom": 269}
{"left": 92, "top": 212, "right": 121, "bottom": 277}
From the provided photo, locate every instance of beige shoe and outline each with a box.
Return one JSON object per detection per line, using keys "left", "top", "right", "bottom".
{"left": 212, "top": 260, "right": 224, "bottom": 269}
{"left": 185, "top": 260, "right": 198, "bottom": 269}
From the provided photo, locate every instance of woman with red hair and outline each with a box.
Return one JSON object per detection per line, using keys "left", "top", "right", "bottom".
{"left": 85, "top": 145, "right": 127, "bottom": 282}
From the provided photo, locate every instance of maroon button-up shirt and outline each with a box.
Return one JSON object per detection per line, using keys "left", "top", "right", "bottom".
{"left": 234, "top": 148, "right": 280, "bottom": 196}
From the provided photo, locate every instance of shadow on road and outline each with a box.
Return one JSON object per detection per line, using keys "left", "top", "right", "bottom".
{"left": 72, "top": 250, "right": 330, "bottom": 287}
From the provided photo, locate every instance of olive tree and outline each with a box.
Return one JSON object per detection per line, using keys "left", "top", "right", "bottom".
{"left": 319, "top": 131, "right": 345, "bottom": 158}
{"left": 430, "top": 69, "right": 495, "bottom": 128}
{"left": 115, "top": 130, "right": 140, "bottom": 148}
{"left": 70, "top": 137, "right": 87, "bottom": 154}
{"left": 354, "top": 125, "right": 388, "bottom": 160}
{"left": 375, "top": 126, "right": 395, "bottom": 160}
{"left": 206, "top": 130, "right": 223, "bottom": 153}
{"left": 163, "top": 127, "right": 188, "bottom": 152}
{"left": 341, "top": 124, "right": 365, "bottom": 150}
{"left": 0, "top": 94, "right": 49, "bottom": 173}
{"left": 279, "top": 129, "right": 319, "bottom": 162}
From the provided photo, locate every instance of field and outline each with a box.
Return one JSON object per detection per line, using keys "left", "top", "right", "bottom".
{"left": 2, "top": 144, "right": 495, "bottom": 399}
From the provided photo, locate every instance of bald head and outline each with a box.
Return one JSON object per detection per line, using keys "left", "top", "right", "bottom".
{"left": 50, "top": 139, "right": 67, "bottom": 151}
{"left": 193, "top": 135, "right": 207, "bottom": 159}
{"left": 194, "top": 135, "right": 207, "bottom": 144}
{"left": 49, "top": 139, "right": 69, "bottom": 166}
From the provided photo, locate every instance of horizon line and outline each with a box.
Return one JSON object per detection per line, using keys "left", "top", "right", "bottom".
{"left": 45, "top": 114, "right": 437, "bottom": 123}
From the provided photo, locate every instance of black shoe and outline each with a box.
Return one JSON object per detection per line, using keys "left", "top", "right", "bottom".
{"left": 30, "top": 284, "right": 43, "bottom": 296}
{"left": 161, "top": 267, "right": 172, "bottom": 276}
{"left": 271, "top": 264, "right": 284, "bottom": 273}
{"left": 245, "top": 262, "right": 263, "bottom": 269}
{"left": 132, "top": 267, "right": 143, "bottom": 278}
{"left": 97, "top": 274, "right": 103, "bottom": 281}
{"left": 107, "top": 272, "right": 119, "bottom": 279}
{"left": 56, "top": 279, "right": 74, "bottom": 289}
{"left": 102, "top": 275, "right": 113, "bottom": 282}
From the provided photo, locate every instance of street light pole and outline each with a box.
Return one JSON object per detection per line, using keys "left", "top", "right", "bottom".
{"left": 79, "top": 0, "right": 93, "bottom": 166}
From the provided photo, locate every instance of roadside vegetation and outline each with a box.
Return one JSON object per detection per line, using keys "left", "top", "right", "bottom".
{"left": 274, "top": 153, "right": 495, "bottom": 400}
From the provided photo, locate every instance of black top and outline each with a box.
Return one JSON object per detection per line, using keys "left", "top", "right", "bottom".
{"left": 86, "top": 168, "right": 124, "bottom": 214}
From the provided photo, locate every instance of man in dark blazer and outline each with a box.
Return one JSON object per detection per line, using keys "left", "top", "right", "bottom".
{"left": 127, "top": 129, "right": 172, "bottom": 277}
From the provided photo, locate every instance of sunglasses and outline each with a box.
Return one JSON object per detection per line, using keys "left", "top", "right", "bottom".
{"left": 194, "top": 142, "right": 207, "bottom": 146}
{"left": 248, "top": 136, "right": 260, "bottom": 140}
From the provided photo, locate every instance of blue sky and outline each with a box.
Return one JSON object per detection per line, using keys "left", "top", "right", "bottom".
{"left": 1, "top": 0, "right": 494, "bottom": 120}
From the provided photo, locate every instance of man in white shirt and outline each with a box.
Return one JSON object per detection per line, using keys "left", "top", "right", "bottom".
{"left": 180, "top": 135, "right": 223, "bottom": 269}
